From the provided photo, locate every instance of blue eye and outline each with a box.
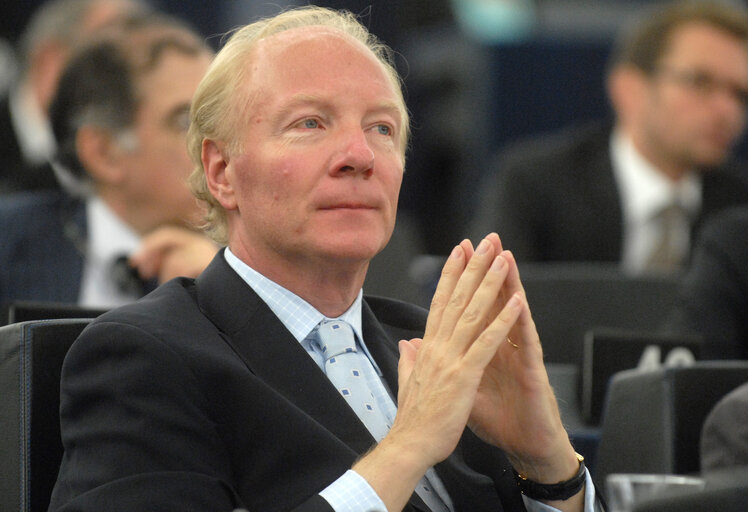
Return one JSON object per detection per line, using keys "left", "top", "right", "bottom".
{"left": 377, "top": 124, "right": 391, "bottom": 136}
{"left": 303, "top": 119, "right": 319, "bottom": 129}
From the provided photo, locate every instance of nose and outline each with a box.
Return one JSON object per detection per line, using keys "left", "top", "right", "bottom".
{"left": 331, "top": 127, "right": 375, "bottom": 176}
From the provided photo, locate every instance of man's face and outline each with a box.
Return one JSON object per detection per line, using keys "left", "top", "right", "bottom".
{"left": 641, "top": 22, "right": 748, "bottom": 170}
{"left": 121, "top": 49, "right": 212, "bottom": 230}
{"left": 217, "top": 28, "right": 406, "bottom": 271}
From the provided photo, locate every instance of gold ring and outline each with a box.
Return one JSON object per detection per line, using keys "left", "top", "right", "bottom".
{"left": 506, "top": 337, "right": 519, "bottom": 349}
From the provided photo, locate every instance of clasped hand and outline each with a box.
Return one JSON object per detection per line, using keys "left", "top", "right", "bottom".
{"left": 393, "top": 233, "right": 575, "bottom": 482}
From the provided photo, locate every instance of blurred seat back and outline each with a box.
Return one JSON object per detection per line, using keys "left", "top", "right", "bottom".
{"left": 519, "top": 263, "right": 679, "bottom": 365}
{"left": 595, "top": 361, "right": 748, "bottom": 487}
{"left": 582, "top": 328, "right": 702, "bottom": 425}
{"left": 633, "top": 467, "right": 748, "bottom": 512}
{"left": 1, "top": 300, "right": 106, "bottom": 326}
{"left": 409, "top": 260, "right": 680, "bottom": 363}
{"left": 0, "top": 319, "right": 91, "bottom": 512}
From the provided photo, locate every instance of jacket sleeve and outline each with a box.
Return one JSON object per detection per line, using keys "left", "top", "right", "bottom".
{"left": 49, "top": 320, "right": 335, "bottom": 512}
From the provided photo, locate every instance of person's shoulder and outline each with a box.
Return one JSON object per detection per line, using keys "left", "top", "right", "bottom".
{"left": 701, "top": 382, "right": 748, "bottom": 471}
{"left": 0, "top": 189, "right": 79, "bottom": 241}
{"left": 703, "top": 159, "right": 748, "bottom": 193}
{"left": 712, "top": 205, "right": 748, "bottom": 226}
{"left": 699, "top": 205, "right": 748, "bottom": 247}
{"left": 90, "top": 277, "right": 202, "bottom": 337}
{"left": 0, "top": 188, "right": 68, "bottom": 214}
{"left": 491, "top": 120, "right": 613, "bottom": 182}
{"left": 364, "top": 295, "right": 428, "bottom": 332}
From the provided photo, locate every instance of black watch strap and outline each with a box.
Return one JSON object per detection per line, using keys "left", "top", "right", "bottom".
{"left": 513, "top": 452, "right": 586, "bottom": 501}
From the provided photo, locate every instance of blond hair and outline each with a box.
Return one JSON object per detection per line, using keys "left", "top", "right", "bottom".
{"left": 187, "top": 6, "right": 409, "bottom": 244}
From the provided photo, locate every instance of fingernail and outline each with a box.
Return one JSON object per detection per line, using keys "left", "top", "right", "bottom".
{"left": 450, "top": 245, "right": 463, "bottom": 260}
{"left": 476, "top": 239, "right": 490, "bottom": 254}
{"left": 508, "top": 292, "right": 521, "bottom": 308}
{"left": 490, "top": 254, "right": 506, "bottom": 272}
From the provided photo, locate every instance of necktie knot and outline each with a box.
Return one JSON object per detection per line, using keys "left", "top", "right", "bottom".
{"left": 316, "top": 320, "right": 357, "bottom": 360}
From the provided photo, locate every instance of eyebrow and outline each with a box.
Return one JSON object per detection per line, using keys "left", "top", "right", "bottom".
{"left": 275, "top": 93, "right": 404, "bottom": 125}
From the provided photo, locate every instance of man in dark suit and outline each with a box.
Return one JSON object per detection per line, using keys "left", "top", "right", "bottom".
{"left": 0, "top": 0, "right": 151, "bottom": 194}
{"left": 663, "top": 205, "right": 748, "bottom": 360}
{"left": 0, "top": 14, "right": 217, "bottom": 309}
{"left": 50, "top": 7, "right": 601, "bottom": 512}
{"left": 470, "top": 1, "right": 748, "bottom": 275}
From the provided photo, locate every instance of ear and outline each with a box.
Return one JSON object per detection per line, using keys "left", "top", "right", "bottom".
{"left": 75, "top": 126, "right": 127, "bottom": 184}
{"left": 202, "top": 139, "right": 238, "bottom": 210}
{"left": 29, "top": 40, "right": 68, "bottom": 112}
{"left": 607, "top": 65, "right": 648, "bottom": 122}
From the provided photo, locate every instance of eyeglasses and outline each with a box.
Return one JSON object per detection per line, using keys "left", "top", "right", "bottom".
{"left": 654, "top": 66, "right": 748, "bottom": 107}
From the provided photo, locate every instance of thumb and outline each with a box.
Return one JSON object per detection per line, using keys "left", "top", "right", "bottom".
{"left": 397, "top": 338, "right": 421, "bottom": 387}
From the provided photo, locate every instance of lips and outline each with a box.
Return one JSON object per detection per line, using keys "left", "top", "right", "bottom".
{"left": 320, "top": 202, "right": 377, "bottom": 210}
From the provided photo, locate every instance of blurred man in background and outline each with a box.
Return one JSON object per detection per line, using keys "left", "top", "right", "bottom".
{"left": 471, "top": 1, "right": 748, "bottom": 275}
{"left": 0, "top": 13, "right": 217, "bottom": 309}
{"left": 0, "top": 0, "right": 151, "bottom": 193}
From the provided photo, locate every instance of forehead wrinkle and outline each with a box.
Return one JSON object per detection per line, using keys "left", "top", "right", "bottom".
{"left": 276, "top": 93, "right": 403, "bottom": 119}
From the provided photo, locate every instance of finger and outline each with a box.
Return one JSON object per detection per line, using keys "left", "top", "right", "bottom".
{"left": 134, "top": 226, "right": 184, "bottom": 260}
{"left": 464, "top": 291, "right": 523, "bottom": 369}
{"left": 129, "top": 251, "right": 164, "bottom": 280}
{"left": 448, "top": 253, "right": 510, "bottom": 356}
{"left": 459, "top": 238, "right": 474, "bottom": 262}
{"left": 423, "top": 243, "right": 468, "bottom": 340}
{"left": 397, "top": 339, "right": 419, "bottom": 398}
{"left": 463, "top": 233, "right": 502, "bottom": 264}
{"left": 484, "top": 232, "right": 503, "bottom": 256}
{"left": 501, "top": 251, "right": 542, "bottom": 356}
{"left": 130, "top": 229, "right": 181, "bottom": 277}
{"left": 434, "top": 238, "right": 499, "bottom": 343}
{"left": 499, "top": 250, "right": 525, "bottom": 301}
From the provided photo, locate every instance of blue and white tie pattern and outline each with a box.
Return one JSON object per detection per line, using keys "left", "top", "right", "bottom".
{"left": 315, "top": 320, "right": 451, "bottom": 512}
{"left": 316, "top": 320, "right": 390, "bottom": 441}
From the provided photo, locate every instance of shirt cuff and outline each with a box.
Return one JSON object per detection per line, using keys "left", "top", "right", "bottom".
{"left": 522, "top": 469, "right": 602, "bottom": 512}
{"left": 318, "top": 469, "right": 387, "bottom": 512}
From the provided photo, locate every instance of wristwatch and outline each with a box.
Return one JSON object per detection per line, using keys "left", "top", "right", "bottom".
{"left": 513, "top": 452, "right": 586, "bottom": 501}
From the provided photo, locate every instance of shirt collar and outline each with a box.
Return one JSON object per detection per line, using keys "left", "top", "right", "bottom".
{"left": 86, "top": 196, "right": 140, "bottom": 267}
{"left": 610, "top": 129, "right": 701, "bottom": 224}
{"left": 223, "top": 247, "right": 365, "bottom": 344}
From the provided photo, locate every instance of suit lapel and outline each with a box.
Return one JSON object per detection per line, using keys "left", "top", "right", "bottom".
{"left": 195, "top": 256, "right": 504, "bottom": 511}
{"left": 195, "top": 253, "right": 375, "bottom": 455}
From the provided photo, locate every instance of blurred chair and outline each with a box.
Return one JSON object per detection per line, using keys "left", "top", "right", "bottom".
{"left": 1, "top": 300, "right": 106, "bottom": 326}
{"left": 409, "top": 262, "right": 680, "bottom": 360}
{"left": 582, "top": 327, "right": 702, "bottom": 425}
{"left": 595, "top": 361, "right": 748, "bottom": 488}
{"left": 0, "top": 318, "right": 91, "bottom": 512}
{"left": 517, "top": 263, "right": 680, "bottom": 366}
{"left": 633, "top": 467, "right": 748, "bottom": 512}
{"left": 409, "top": 260, "right": 680, "bottom": 417}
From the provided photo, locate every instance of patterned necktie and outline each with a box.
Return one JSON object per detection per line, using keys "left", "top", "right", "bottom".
{"left": 315, "top": 320, "right": 451, "bottom": 512}
{"left": 315, "top": 320, "right": 390, "bottom": 441}
{"left": 646, "top": 202, "right": 688, "bottom": 272}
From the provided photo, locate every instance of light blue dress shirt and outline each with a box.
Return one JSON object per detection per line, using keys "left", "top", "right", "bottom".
{"left": 224, "top": 248, "right": 600, "bottom": 512}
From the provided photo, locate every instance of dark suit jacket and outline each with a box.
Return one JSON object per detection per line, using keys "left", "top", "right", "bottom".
{"left": 470, "top": 121, "right": 748, "bottom": 263}
{"left": 0, "top": 94, "right": 59, "bottom": 193}
{"left": 0, "top": 189, "right": 85, "bottom": 306}
{"left": 49, "top": 251, "right": 527, "bottom": 512}
{"left": 663, "top": 206, "right": 748, "bottom": 360}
